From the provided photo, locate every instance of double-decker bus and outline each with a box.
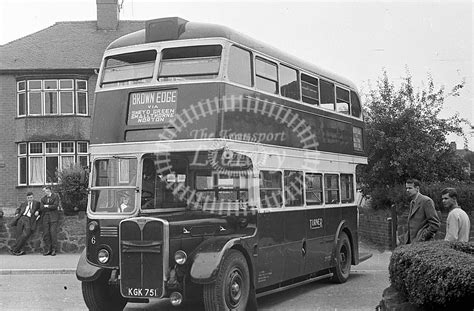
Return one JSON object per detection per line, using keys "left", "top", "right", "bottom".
{"left": 76, "top": 17, "right": 370, "bottom": 311}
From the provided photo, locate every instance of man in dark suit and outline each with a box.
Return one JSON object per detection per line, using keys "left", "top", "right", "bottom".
{"left": 40, "top": 186, "right": 60, "bottom": 256}
{"left": 10, "top": 192, "right": 40, "bottom": 255}
{"left": 404, "top": 179, "right": 440, "bottom": 244}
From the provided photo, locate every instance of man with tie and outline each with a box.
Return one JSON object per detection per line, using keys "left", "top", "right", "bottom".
{"left": 404, "top": 179, "right": 440, "bottom": 244}
{"left": 40, "top": 186, "right": 60, "bottom": 256}
{"left": 10, "top": 192, "right": 40, "bottom": 255}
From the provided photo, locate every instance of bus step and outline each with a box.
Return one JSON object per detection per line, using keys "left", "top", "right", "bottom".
{"left": 358, "top": 252, "right": 373, "bottom": 263}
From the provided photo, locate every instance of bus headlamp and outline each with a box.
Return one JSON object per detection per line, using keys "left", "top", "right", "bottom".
{"left": 174, "top": 250, "right": 187, "bottom": 265}
{"left": 98, "top": 249, "right": 110, "bottom": 264}
{"left": 88, "top": 221, "right": 99, "bottom": 232}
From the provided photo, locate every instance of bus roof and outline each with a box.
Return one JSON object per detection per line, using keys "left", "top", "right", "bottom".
{"left": 106, "top": 17, "right": 358, "bottom": 91}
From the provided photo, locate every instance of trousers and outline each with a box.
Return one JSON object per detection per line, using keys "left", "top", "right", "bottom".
{"left": 42, "top": 215, "right": 58, "bottom": 252}
{"left": 13, "top": 216, "right": 32, "bottom": 252}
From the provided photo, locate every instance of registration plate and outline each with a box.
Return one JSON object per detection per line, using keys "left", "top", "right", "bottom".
{"left": 127, "top": 287, "right": 160, "bottom": 297}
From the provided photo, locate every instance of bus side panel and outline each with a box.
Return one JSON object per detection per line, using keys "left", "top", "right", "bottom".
{"left": 256, "top": 212, "right": 285, "bottom": 289}
{"left": 304, "top": 207, "right": 328, "bottom": 273}
{"left": 221, "top": 84, "right": 363, "bottom": 156}
{"left": 324, "top": 206, "right": 343, "bottom": 262}
{"left": 283, "top": 209, "right": 306, "bottom": 280}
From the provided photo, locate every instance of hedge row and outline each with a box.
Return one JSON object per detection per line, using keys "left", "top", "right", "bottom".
{"left": 368, "top": 181, "right": 474, "bottom": 213}
{"left": 389, "top": 241, "right": 474, "bottom": 309}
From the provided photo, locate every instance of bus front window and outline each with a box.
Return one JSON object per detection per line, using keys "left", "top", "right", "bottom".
{"left": 101, "top": 50, "right": 157, "bottom": 88}
{"left": 90, "top": 158, "right": 138, "bottom": 213}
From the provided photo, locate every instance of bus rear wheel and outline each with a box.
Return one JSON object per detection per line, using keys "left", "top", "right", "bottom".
{"left": 203, "top": 250, "right": 250, "bottom": 311}
{"left": 331, "top": 232, "right": 352, "bottom": 283}
{"left": 81, "top": 270, "right": 128, "bottom": 311}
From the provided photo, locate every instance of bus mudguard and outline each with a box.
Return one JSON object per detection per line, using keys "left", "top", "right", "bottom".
{"left": 76, "top": 249, "right": 104, "bottom": 282}
{"left": 189, "top": 236, "right": 243, "bottom": 284}
{"left": 333, "top": 220, "right": 356, "bottom": 264}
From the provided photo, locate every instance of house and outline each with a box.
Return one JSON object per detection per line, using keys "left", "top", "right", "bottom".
{"left": 0, "top": 0, "right": 144, "bottom": 214}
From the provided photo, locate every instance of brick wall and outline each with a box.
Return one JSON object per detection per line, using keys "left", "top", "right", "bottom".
{"left": 0, "top": 212, "right": 86, "bottom": 253}
{"left": 360, "top": 210, "right": 474, "bottom": 250}
{"left": 359, "top": 213, "right": 393, "bottom": 249}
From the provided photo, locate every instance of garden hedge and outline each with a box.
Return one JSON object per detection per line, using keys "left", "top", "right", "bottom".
{"left": 389, "top": 240, "right": 474, "bottom": 309}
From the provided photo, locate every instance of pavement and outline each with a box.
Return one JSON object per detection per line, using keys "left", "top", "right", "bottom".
{"left": 0, "top": 252, "right": 79, "bottom": 275}
{"left": 0, "top": 241, "right": 391, "bottom": 275}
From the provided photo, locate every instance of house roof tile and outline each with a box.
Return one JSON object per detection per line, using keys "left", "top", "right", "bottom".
{"left": 0, "top": 20, "right": 145, "bottom": 71}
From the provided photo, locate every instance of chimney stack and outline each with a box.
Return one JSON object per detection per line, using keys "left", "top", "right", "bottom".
{"left": 96, "top": 0, "right": 120, "bottom": 30}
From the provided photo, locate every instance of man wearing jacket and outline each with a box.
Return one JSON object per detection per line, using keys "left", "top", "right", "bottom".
{"left": 10, "top": 192, "right": 40, "bottom": 255}
{"left": 405, "top": 179, "right": 440, "bottom": 244}
{"left": 40, "top": 186, "right": 60, "bottom": 256}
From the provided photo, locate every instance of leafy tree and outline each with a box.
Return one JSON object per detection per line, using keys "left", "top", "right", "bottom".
{"left": 360, "top": 70, "right": 468, "bottom": 200}
{"left": 54, "top": 164, "right": 89, "bottom": 215}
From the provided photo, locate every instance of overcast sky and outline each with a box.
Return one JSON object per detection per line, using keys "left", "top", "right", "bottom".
{"left": 1, "top": 0, "right": 472, "bottom": 147}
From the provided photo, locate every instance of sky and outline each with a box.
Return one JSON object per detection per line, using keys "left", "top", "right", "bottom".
{"left": 1, "top": 0, "right": 473, "bottom": 148}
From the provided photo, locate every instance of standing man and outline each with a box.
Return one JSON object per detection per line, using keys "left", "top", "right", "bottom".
{"left": 441, "top": 188, "right": 471, "bottom": 242}
{"left": 9, "top": 192, "right": 40, "bottom": 255}
{"left": 40, "top": 186, "right": 60, "bottom": 256}
{"left": 405, "top": 179, "right": 440, "bottom": 244}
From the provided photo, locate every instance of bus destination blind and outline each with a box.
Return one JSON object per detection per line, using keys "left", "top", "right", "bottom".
{"left": 128, "top": 90, "right": 177, "bottom": 125}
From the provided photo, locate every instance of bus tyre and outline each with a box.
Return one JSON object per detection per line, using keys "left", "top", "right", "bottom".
{"left": 81, "top": 271, "right": 128, "bottom": 311}
{"left": 203, "top": 250, "right": 250, "bottom": 311}
{"left": 331, "top": 232, "right": 352, "bottom": 283}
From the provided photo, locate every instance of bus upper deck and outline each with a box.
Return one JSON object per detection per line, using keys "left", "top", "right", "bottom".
{"left": 92, "top": 17, "right": 365, "bottom": 158}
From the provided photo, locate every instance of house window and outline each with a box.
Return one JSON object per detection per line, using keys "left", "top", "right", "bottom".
{"left": 17, "top": 141, "right": 89, "bottom": 186}
{"left": 17, "top": 79, "right": 88, "bottom": 117}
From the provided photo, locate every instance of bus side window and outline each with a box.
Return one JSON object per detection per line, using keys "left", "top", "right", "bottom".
{"left": 336, "top": 87, "right": 350, "bottom": 115}
{"left": 259, "top": 170, "right": 282, "bottom": 208}
{"left": 320, "top": 79, "right": 335, "bottom": 111}
{"left": 301, "top": 73, "right": 319, "bottom": 105}
{"left": 305, "top": 173, "right": 323, "bottom": 205}
{"left": 284, "top": 170, "right": 303, "bottom": 207}
{"left": 280, "top": 64, "right": 300, "bottom": 100}
{"left": 228, "top": 45, "right": 252, "bottom": 87}
{"left": 350, "top": 90, "right": 362, "bottom": 118}
{"left": 255, "top": 57, "right": 278, "bottom": 94}
{"left": 324, "top": 174, "right": 340, "bottom": 204}
{"left": 340, "top": 174, "right": 354, "bottom": 203}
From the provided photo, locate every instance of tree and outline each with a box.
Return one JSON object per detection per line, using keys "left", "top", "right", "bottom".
{"left": 360, "top": 70, "right": 468, "bottom": 197}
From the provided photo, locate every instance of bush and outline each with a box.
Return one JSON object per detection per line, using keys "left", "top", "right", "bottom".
{"left": 389, "top": 241, "right": 474, "bottom": 309}
{"left": 54, "top": 165, "right": 89, "bottom": 215}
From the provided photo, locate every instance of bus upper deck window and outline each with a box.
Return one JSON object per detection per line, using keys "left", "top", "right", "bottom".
{"left": 301, "top": 74, "right": 319, "bottom": 105}
{"left": 350, "top": 91, "right": 362, "bottom": 118}
{"left": 228, "top": 45, "right": 252, "bottom": 87}
{"left": 101, "top": 50, "right": 157, "bottom": 88}
{"left": 336, "top": 87, "right": 350, "bottom": 115}
{"left": 320, "top": 79, "right": 335, "bottom": 111}
{"left": 280, "top": 65, "right": 300, "bottom": 101}
{"left": 158, "top": 45, "right": 222, "bottom": 81}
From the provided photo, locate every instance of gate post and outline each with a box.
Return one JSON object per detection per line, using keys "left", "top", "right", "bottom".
{"left": 390, "top": 204, "right": 398, "bottom": 250}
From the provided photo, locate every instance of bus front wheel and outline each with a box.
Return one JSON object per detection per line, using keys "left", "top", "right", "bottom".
{"left": 81, "top": 270, "right": 128, "bottom": 311}
{"left": 203, "top": 250, "right": 250, "bottom": 311}
{"left": 331, "top": 232, "right": 352, "bottom": 283}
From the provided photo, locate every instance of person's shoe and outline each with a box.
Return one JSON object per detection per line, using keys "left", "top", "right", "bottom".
{"left": 50, "top": 250, "right": 56, "bottom": 256}
{"left": 43, "top": 250, "right": 52, "bottom": 256}
{"left": 15, "top": 250, "right": 25, "bottom": 256}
